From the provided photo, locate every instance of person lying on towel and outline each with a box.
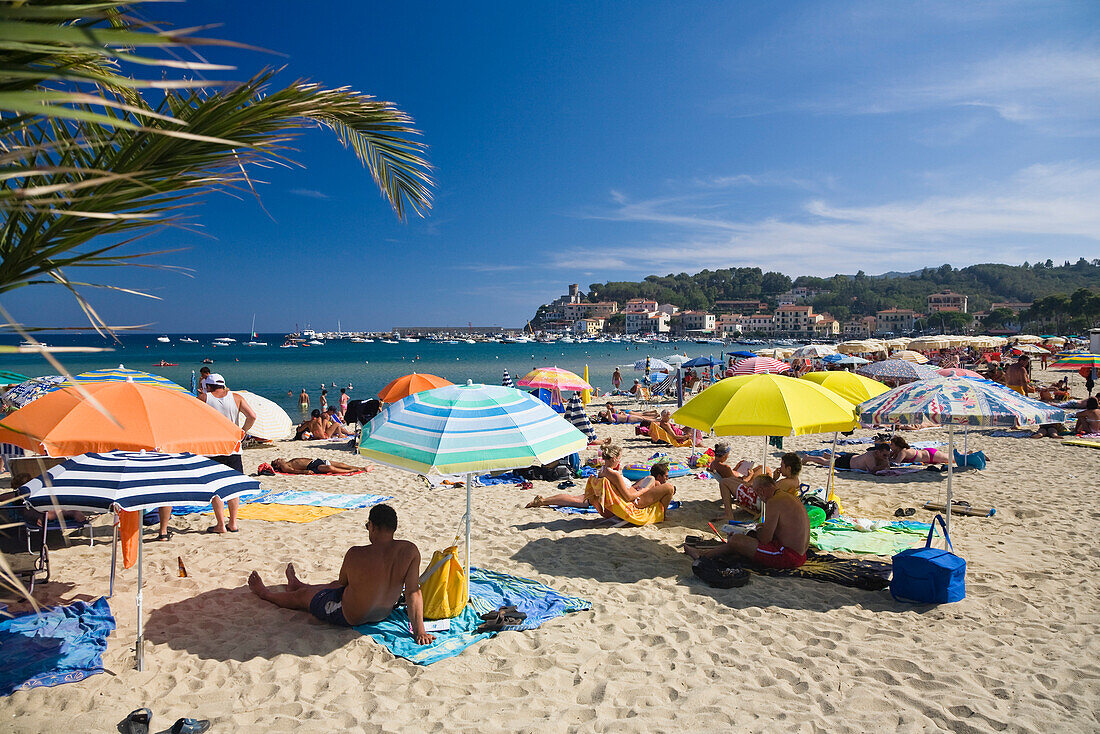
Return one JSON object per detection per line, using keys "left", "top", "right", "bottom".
{"left": 269, "top": 458, "right": 371, "bottom": 475}
{"left": 248, "top": 504, "right": 436, "bottom": 644}
{"left": 525, "top": 444, "right": 675, "bottom": 520}
{"left": 888, "top": 437, "right": 948, "bottom": 465}
{"left": 684, "top": 475, "right": 810, "bottom": 569}
{"left": 799, "top": 443, "right": 891, "bottom": 473}
{"left": 594, "top": 401, "right": 656, "bottom": 424}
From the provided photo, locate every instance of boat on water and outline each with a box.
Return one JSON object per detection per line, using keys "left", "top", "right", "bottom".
{"left": 349, "top": 337, "right": 372, "bottom": 343}
{"left": 153, "top": 360, "right": 178, "bottom": 367}
{"left": 156, "top": 335, "right": 171, "bottom": 343}
{"left": 201, "top": 358, "right": 214, "bottom": 364}
{"left": 307, "top": 339, "right": 324, "bottom": 346}
{"left": 179, "top": 337, "right": 198, "bottom": 344}
{"left": 380, "top": 339, "right": 398, "bottom": 344}
{"left": 399, "top": 337, "right": 420, "bottom": 343}
{"left": 279, "top": 342, "right": 298, "bottom": 348}
{"left": 245, "top": 315, "right": 267, "bottom": 346}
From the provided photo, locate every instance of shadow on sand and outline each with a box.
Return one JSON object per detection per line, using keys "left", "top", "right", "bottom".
{"left": 144, "top": 585, "right": 357, "bottom": 662}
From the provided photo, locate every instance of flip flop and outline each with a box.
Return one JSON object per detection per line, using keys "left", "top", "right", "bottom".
{"left": 117, "top": 708, "right": 152, "bottom": 734}
{"left": 226, "top": 527, "right": 239, "bottom": 533}
{"left": 155, "top": 718, "right": 212, "bottom": 734}
{"left": 893, "top": 507, "right": 916, "bottom": 517}
{"left": 479, "top": 605, "right": 519, "bottom": 620}
{"left": 156, "top": 531, "right": 173, "bottom": 542}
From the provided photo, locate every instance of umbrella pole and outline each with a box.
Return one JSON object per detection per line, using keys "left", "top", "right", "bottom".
{"left": 676, "top": 366, "right": 682, "bottom": 409}
{"left": 946, "top": 425, "right": 954, "bottom": 539}
{"left": 963, "top": 425, "right": 969, "bottom": 463}
{"left": 136, "top": 524, "right": 144, "bottom": 672}
{"left": 827, "top": 432, "right": 838, "bottom": 501}
{"left": 109, "top": 509, "right": 117, "bottom": 598}
{"left": 761, "top": 436, "right": 767, "bottom": 474}
{"left": 464, "top": 472, "right": 472, "bottom": 588}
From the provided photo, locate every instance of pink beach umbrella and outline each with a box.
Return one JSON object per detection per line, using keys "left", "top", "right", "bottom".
{"left": 730, "top": 357, "right": 791, "bottom": 375}
{"left": 937, "top": 368, "right": 983, "bottom": 378}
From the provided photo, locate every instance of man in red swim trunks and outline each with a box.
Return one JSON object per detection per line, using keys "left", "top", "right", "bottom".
{"left": 684, "top": 475, "right": 810, "bottom": 569}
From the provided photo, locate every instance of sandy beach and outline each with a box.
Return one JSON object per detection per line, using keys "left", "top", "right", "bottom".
{"left": 2, "top": 366, "right": 1098, "bottom": 733}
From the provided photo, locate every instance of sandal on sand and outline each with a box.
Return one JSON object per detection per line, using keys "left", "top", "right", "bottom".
{"left": 204, "top": 526, "right": 224, "bottom": 534}
{"left": 475, "top": 607, "right": 527, "bottom": 633}
{"left": 525, "top": 495, "right": 544, "bottom": 509}
{"left": 156, "top": 531, "right": 173, "bottom": 542}
{"left": 156, "top": 718, "right": 211, "bottom": 734}
{"left": 893, "top": 507, "right": 916, "bottom": 518}
{"left": 118, "top": 708, "right": 152, "bottom": 734}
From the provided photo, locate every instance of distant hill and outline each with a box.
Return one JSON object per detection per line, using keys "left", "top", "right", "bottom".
{"left": 538, "top": 259, "right": 1099, "bottom": 325}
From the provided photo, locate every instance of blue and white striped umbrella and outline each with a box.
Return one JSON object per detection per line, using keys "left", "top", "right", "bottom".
{"left": 20, "top": 450, "right": 260, "bottom": 513}
{"left": 502, "top": 370, "right": 514, "bottom": 388}
{"left": 564, "top": 394, "right": 596, "bottom": 443}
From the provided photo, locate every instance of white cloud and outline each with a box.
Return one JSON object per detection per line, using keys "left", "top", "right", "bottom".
{"left": 288, "top": 188, "right": 330, "bottom": 199}
{"left": 556, "top": 162, "right": 1100, "bottom": 276}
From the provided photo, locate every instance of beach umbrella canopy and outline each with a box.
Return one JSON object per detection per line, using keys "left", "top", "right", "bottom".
{"left": 730, "top": 356, "right": 791, "bottom": 375}
{"left": 517, "top": 366, "right": 592, "bottom": 392}
{"left": 501, "top": 370, "right": 514, "bottom": 388}
{"left": 682, "top": 356, "right": 724, "bottom": 368}
{"left": 359, "top": 382, "right": 587, "bottom": 475}
{"left": 634, "top": 358, "right": 672, "bottom": 373}
{"left": 801, "top": 371, "right": 890, "bottom": 406}
{"left": 908, "top": 337, "right": 949, "bottom": 351}
{"left": 663, "top": 354, "right": 688, "bottom": 366}
{"left": 1010, "top": 344, "right": 1049, "bottom": 355}
{"left": 791, "top": 344, "right": 837, "bottom": 359}
{"left": 359, "top": 382, "right": 587, "bottom": 583}
{"left": 1, "top": 375, "right": 64, "bottom": 408}
{"left": 836, "top": 340, "right": 880, "bottom": 355}
{"left": 885, "top": 338, "right": 911, "bottom": 348}
{"left": 378, "top": 373, "right": 453, "bottom": 403}
{"left": 673, "top": 374, "right": 858, "bottom": 437}
{"left": 52, "top": 365, "right": 188, "bottom": 393}
{"left": 729, "top": 350, "right": 757, "bottom": 358}
{"left": 233, "top": 390, "right": 294, "bottom": 441}
{"left": 564, "top": 393, "right": 597, "bottom": 443}
{"left": 1009, "top": 335, "right": 1043, "bottom": 344}
{"left": 20, "top": 450, "right": 259, "bottom": 513}
{"left": 0, "top": 381, "right": 244, "bottom": 456}
{"left": 857, "top": 359, "right": 940, "bottom": 382}
{"left": 19, "top": 450, "right": 259, "bottom": 672}
{"left": 892, "top": 350, "right": 930, "bottom": 364}
{"left": 0, "top": 370, "right": 30, "bottom": 383}
{"left": 826, "top": 354, "right": 871, "bottom": 366}
{"left": 1048, "top": 353, "right": 1100, "bottom": 370}
{"left": 937, "top": 368, "right": 983, "bottom": 378}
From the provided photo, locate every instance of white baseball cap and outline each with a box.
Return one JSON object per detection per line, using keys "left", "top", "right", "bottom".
{"left": 202, "top": 373, "right": 226, "bottom": 388}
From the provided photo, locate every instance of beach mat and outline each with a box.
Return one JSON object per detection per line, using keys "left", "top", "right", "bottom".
{"left": 256, "top": 490, "right": 391, "bottom": 510}
{"left": 691, "top": 550, "right": 892, "bottom": 591}
{"left": 0, "top": 597, "right": 115, "bottom": 696}
{"left": 355, "top": 568, "right": 590, "bottom": 665}
{"left": 811, "top": 519, "right": 930, "bottom": 555}
{"left": 233, "top": 504, "right": 347, "bottom": 523}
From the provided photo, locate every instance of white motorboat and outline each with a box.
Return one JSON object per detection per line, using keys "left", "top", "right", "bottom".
{"left": 156, "top": 335, "right": 170, "bottom": 343}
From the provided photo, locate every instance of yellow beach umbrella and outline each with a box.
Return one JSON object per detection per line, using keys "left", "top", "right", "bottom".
{"left": 801, "top": 371, "right": 890, "bottom": 406}
{"left": 673, "top": 374, "right": 858, "bottom": 497}
{"left": 673, "top": 374, "right": 858, "bottom": 436}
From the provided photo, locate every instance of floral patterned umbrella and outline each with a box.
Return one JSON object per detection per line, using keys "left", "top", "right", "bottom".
{"left": 856, "top": 359, "right": 940, "bottom": 382}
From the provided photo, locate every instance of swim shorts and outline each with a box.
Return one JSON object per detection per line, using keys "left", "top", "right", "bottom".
{"left": 753, "top": 541, "right": 806, "bottom": 569}
{"left": 834, "top": 453, "right": 853, "bottom": 470}
{"left": 306, "top": 458, "right": 328, "bottom": 473}
{"left": 309, "top": 586, "right": 350, "bottom": 627}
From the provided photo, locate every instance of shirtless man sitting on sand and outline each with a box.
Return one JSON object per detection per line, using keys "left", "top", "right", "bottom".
{"left": 1005, "top": 356, "right": 1032, "bottom": 396}
{"left": 685, "top": 475, "right": 810, "bottom": 569}
{"left": 270, "top": 458, "right": 371, "bottom": 475}
{"left": 525, "top": 446, "right": 676, "bottom": 516}
{"left": 800, "top": 443, "right": 891, "bottom": 473}
{"left": 248, "top": 504, "right": 435, "bottom": 644}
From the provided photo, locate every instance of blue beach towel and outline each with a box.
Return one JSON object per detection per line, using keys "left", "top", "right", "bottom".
{"left": 252, "top": 490, "right": 392, "bottom": 510}
{"left": 550, "top": 501, "right": 682, "bottom": 515}
{"left": 354, "top": 568, "right": 589, "bottom": 665}
{"left": 475, "top": 473, "right": 524, "bottom": 486}
{"left": 0, "top": 597, "right": 115, "bottom": 696}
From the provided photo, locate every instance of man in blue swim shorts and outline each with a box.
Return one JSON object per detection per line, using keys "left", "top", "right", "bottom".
{"left": 247, "top": 504, "right": 436, "bottom": 644}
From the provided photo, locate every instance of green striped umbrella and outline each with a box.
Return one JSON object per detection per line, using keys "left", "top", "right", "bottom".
{"left": 359, "top": 381, "right": 587, "bottom": 579}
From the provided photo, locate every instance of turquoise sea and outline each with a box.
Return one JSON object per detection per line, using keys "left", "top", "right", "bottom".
{"left": 0, "top": 333, "right": 748, "bottom": 418}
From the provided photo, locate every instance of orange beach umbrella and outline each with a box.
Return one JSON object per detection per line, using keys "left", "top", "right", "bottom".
{"left": 0, "top": 381, "right": 244, "bottom": 456}
{"left": 378, "top": 373, "right": 453, "bottom": 403}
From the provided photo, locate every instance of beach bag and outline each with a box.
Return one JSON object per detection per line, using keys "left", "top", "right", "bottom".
{"left": 691, "top": 557, "right": 751, "bottom": 589}
{"left": 419, "top": 544, "right": 468, "bottom": 619}
{"left": 890, "top": 515, "right": 966, "bottom": 604}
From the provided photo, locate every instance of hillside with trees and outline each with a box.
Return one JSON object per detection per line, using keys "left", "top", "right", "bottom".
{"left": 563, "top": 260, "right": 1099, "bottom": 331}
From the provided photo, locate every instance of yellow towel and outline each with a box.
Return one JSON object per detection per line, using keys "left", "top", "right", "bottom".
{"left": 649, "top": 423, "right": 693, "bottom": 448}
{"left": 584, "top": 476, "right": 664, "bottom": 526}
{"left": 234, "top": 503, "right": 347, "bottom": 523}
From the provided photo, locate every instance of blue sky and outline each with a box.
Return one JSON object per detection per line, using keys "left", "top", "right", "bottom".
{"left": 12, "top": 1, "right": 1100, "bottom": 333}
